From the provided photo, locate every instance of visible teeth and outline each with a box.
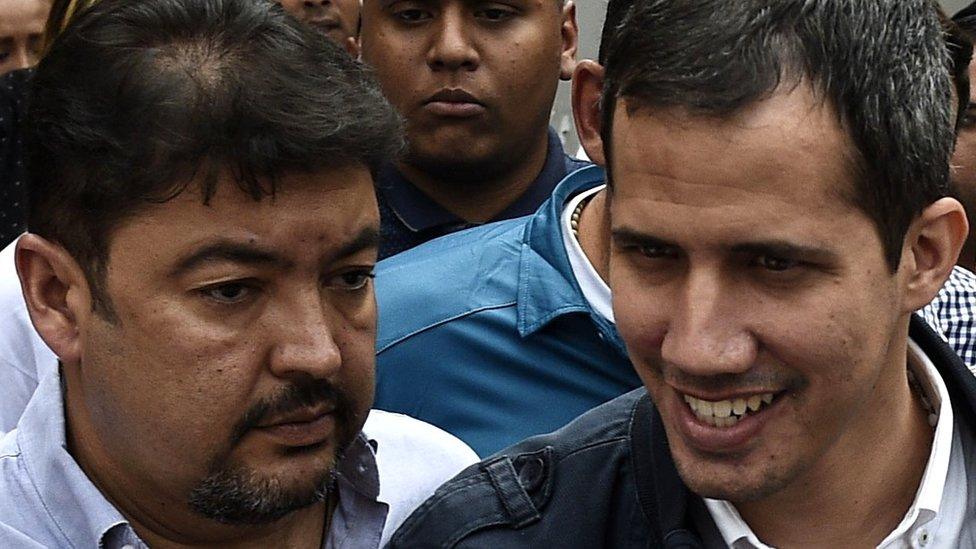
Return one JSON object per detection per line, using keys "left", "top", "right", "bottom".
{"left": 683, "top": 392, "right": 777, "bottom": 428}
{"left": 732, "top": 398, "right": 747, "bottom": 415}
{"left": 713, "top": 400, "right": 732, "bottom": 418}
{"left": 747, "top": 395, "right": 762, "bottom": 411}
{"left": 698, "top": 400, "right": 713, "bottom": 416}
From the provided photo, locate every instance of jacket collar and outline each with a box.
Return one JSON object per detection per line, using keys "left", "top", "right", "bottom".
{"left": 514, "top": 166, "right": 623, "bottom": 352}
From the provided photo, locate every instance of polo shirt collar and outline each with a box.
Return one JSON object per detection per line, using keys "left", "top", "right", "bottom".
{"left": 377, "top": 128, "right": 571, "bottom": 234}
{"left": 516, "top": 165, "right": 615, "bottom": 341}
{"left": 17, "top": 371, "right": 134, "bottom": 548}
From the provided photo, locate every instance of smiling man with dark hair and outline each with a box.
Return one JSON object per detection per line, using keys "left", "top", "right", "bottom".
{"left": 0, "top": 0, "right": 475, "bottom": 546}
{"left": 388, "top": 1, "right": 976, "bottom": 547}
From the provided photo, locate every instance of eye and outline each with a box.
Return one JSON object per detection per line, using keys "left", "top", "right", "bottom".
{"left": 755, "top": 255, "right": 799, "bottom": 272}
{"left": 475, "top": 6, "right": 516, "bottom": 21}
{"left": 325, "top": 269, "right": 375, "bottom": 291}
{"left": 393, "top": 7, "right": 432, "bottom": 22}
{"left": 201, "top": 282, "right": 253, "bottom": 304}
{"left": 637, "top": 243, "right": 680, "bottom": 260}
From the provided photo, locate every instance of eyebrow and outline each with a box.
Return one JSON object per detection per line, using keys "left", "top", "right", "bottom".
{"left": 333, "top": 227, "right": 381, "bottom": 261}
{"left": 170, "top": 227, "right": 380, "bottom": 278}
{"left": 611, "top": 228, "right": 840, "bottom": 262}
{"left": 170, "top": 241, "right": 288, "bottom": 277}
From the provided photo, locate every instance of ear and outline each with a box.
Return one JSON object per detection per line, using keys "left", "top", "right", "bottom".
{"left": 15, "top": 234, "right": 95, "bottom": 366}
{"left": 558, "top": 2, "right": 579, "bottom": 81}
{"left": 572, "top": 59, "right": 606, "bottom": 165}
{"left": 899, "top": 197, "right": 969, "bottom": 312}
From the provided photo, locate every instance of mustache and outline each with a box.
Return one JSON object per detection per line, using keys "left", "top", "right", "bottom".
{"left": 659, "top": 366, "right": 806, "bottom": 394}
{"left": 230, "top": 379, "right": 351, "bottom": 446}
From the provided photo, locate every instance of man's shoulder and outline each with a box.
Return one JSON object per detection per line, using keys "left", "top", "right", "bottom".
{"left": 375, "top": 218, "right": 530, "bottom": 351}
{"left": 387, "top": 389, "right": 648, "bottom": 548}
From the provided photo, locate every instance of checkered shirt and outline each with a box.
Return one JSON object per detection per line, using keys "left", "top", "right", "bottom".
{"left": 919, "top": 266, "right": 976, "bottom": 374}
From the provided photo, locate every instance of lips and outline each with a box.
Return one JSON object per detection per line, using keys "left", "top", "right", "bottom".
{"left": 670, "top": 387, "right": 786, "bottom": 453}
{"left": 423, "top": 88, "right": 486, "bottom": 118}
{"left": 253, "top": 405, "right": 337, "bottom": 447}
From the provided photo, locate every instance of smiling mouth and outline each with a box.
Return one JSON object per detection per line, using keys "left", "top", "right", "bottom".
{"left": 683, "top": 392, "right": 778, "bottom": 428}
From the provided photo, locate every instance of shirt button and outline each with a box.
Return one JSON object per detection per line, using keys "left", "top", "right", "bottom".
{"left": 916, "top": 529, "right": 930, "bottom": 547}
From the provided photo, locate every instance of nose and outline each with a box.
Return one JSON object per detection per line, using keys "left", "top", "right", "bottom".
{"left": 659, "top": 267, "right": 757, "bottom": 377}
{"left": 268, "top": 295, "right": 343, "bottom": 381}
{"left": 12, "top": 44, "right": 32, "bottom": 71}
{"left": 426, "top": 7, "right": 479, "bottom": 72}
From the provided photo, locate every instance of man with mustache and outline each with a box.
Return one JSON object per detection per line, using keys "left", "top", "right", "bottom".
{"left": 359, "top": 0, "right": 586, "bottom": 259}
{"left": 0, "top": 0, "right": 475, "bottom": 546}
{"left": 388, "top": 0, "right": 976, "bottom": 546}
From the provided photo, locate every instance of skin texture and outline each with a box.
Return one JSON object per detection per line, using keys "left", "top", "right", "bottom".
{"left": 573, "top": 63, "right": 966, "bottom": 546}
{"left": 0, "top": 0, "right": 47, "bottom": 75}
{"left": 278, "top": 0, "right": 360, "bottom": 55}
{"left": 360, "top": 0, "right": 578, "bottom": 222}
{"left": 17, "top": 166, "right": 379, "bottom": 547}
{"left": 951, "top": 60, "right": 976, "bottom": 269}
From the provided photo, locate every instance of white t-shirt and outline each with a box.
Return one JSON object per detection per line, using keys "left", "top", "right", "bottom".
{"left": 560, "top": 184, "right": 614, "bottom": 323}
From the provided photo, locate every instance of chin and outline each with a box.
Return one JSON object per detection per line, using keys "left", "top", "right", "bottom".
{"left": 672, "top": 451, "right": 793, "bottom": 504}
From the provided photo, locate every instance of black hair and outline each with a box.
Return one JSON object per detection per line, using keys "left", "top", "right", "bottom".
{"left": 599, "top": 0, "right": 953, "bottom": 272}
{"left": 27, "top": 0, "right": 403, "bottom": 312}
{"left": 942, "top": 9, "right": 972, "bottom": 133}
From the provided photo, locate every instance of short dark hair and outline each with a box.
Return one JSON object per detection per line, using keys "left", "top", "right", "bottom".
{"left": 27, "top": 0, "right": 403, "bottom": 312}
{"left": 599, "top": 0, "right": 953, "bottom": 272}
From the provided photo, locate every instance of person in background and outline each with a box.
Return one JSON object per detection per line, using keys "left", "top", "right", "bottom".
{"left": 0, "top": 0, "right": 476, "bottom": 546}
{"left": 389, "top": 0, "right": 975, "bottom": 546}
{"left": 359, "top": 0, "right": 587, "bottom": 259}
{"left": 0, "top": 0, "right": 50, "bottom": 248}
{"left": 278, "top": 0, "right": 360, "bottom": 55}
{"left": 0, "top": 0, "right": 48, "bottom": 76}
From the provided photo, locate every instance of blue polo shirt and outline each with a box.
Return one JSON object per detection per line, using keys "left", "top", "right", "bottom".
{"left": 374, "top": 166, "right": 641, "bottom": 456}
{"left": 375, "top": 128, "right": 591, "bottom": 259}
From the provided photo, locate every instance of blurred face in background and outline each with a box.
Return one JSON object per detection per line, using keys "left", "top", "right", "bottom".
{"left": 951, "top": 58, "right": 976, "bottom": 267}
{"left": 0, "top": 0, "right": 49, "bottom": 75}
{"left": 278, "top": 0, "right": 360, "bottom": 52}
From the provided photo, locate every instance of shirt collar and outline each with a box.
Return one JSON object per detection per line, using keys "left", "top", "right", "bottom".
{"left": 515, "top": 165, "right": 611, "bottom": 337}
{"left": 375, "top": 128, "right": 573, "bottom": 234}
{"left": 703, "top": 337, "right": 956, "bottom": 548}
{"left": 17, "top": 371, "right": 135, "bottom": 548}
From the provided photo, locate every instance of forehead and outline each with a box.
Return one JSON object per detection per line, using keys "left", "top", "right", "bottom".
{"left": 107, "top": 166, "right": 379, "bottom": 266}
{"left": 0, "top": 0, "right": 48, "bottom": 34}
{"left": 609, "top": 85, "right": 860, "bottom": 216}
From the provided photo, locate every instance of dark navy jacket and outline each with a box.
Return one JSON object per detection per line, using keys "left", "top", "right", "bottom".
{"left": 388, "top": 316, "right": 976, "bottom": 548}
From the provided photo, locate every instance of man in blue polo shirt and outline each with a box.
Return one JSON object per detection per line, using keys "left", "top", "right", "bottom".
{"left": 359, "top": 0, "right": 589, "bottom": 259}
{"left": 373, "top": 0, "right": 976, "bottom": 457}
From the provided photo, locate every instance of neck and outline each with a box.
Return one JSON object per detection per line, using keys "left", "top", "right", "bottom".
{"left": 577, "top": 189, "right": 611, "bottom": 284}
{"left": 734, "top": 332, "right": 934, "bottom": 547}
{"left": 397, "top": 131, "right": 551, "bottom": 223}
{"left": 63, "top": 369, "right": 329, "bottom": 549}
